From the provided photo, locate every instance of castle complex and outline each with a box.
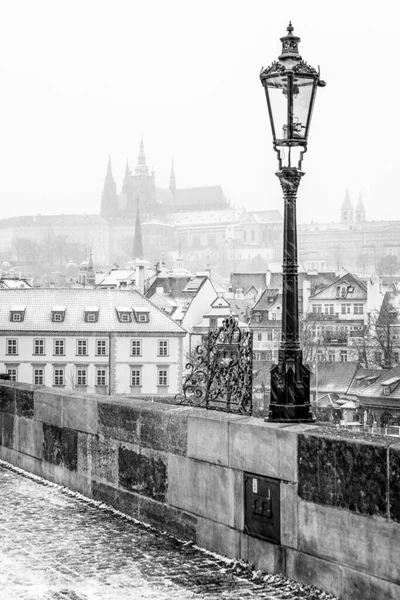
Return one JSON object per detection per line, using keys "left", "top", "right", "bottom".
{"left": 0, "top": 139, "right": 399, "bottom": 276}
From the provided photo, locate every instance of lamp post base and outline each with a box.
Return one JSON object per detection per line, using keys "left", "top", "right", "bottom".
{"left": 267, "top": 359, "right": 315, "bottom": 423}
{"left": 267, "top": 402, "right": 315, "bottom": 423}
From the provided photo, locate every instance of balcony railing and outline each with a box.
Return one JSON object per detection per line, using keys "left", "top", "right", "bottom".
{"left": 305, "top": 313, "right": 339, "bottom": 320}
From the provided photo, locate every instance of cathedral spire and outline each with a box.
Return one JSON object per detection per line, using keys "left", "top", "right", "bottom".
{"left": 122, "top": 158, "right": 131, "bottom": 197}
{"left": 135, "top": 137, "right": 149, "bottom": 175}
{"left": 133, "top": 198, "right": 144, "bottom": 260}
{"left": 101, "top": 156, "right": 118, "bottom": 221}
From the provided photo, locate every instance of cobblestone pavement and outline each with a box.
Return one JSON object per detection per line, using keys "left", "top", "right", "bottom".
{"left": 0, "top": 462, "right": 337, "bottom": 600}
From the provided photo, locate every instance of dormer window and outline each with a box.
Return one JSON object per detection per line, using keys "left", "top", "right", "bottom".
{"left": 116, "top": 307, "right": 133, "bottom": 323}
{"left": 84, "top": 307, "right": 99, "bottom": 323}
{"left": 10, "top": 306, "right": 25, "bottom": 322}
{"left": 135, "top": 311, "right": 149, "bottom": 323}
{"left": 380, "top": 376, "right": 400, "bottom": 396}
{"left": 51, "top": 306, "right": 66, "bottom": 322}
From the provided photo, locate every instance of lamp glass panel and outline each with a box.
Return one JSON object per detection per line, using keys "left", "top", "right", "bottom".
{"left": 266, "top": 75, "right": 289, "bottom": 141}
{"left": 292, "top": 76, "right": 314, "bottom": 140}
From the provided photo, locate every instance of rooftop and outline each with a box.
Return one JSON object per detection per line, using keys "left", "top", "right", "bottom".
{"left": 0, "top": 289, "right": 185, "bottom": 334}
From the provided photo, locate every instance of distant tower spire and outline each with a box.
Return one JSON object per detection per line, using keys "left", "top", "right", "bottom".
{"left": 355, "top": 192, "right": 366, "bottom": 223}
{"left": 133, "top": 198, "right": 144, "bottom": 260}
{"left": 122, "top": 158, "right": 131, "bottom": 197}
{"left": 135, "top": 136, "right": 149, "bottom": 175}
{"left": 341, "top": 189, "right": 354, "bottom": 223}
{"left": 101, "top": 157, "right": 118, "bottom": 221}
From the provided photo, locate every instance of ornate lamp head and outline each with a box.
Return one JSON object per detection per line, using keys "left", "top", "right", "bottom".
{"left": 260, "top": 23, "right": 326, "bottom": 169}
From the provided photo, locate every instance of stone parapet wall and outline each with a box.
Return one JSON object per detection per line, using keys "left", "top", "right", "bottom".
{"left": 0, "top": 381, "right": 399, "bottom": 600}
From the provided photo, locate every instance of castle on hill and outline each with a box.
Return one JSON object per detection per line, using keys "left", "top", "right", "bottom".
{"left": 101, "top": 138, "right": 229, "bottom": 221}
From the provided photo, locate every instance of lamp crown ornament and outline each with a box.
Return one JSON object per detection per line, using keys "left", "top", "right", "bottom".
{"left": 279, "top": 21, "right": 302, "bottom": 60}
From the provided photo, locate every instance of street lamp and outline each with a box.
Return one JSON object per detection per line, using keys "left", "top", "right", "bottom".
{"left": 260, "top": 23, "right": 326, "bottom": 422}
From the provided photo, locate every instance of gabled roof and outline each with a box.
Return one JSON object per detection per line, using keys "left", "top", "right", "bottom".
{"left": 252, "top": 288, "right": 281, "bottom": 311}
{"left": 0, "top": 289, "right": 186, "bottom": 335}
{"left": 310, "top": 272, "right": 367, "bottom": 301}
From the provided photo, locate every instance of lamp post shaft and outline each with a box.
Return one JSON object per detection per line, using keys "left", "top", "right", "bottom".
{"left": 269, "top": 167, "right": 313, "bottom": 422}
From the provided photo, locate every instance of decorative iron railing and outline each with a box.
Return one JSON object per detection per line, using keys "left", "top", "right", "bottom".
{"left": 175, "top": 316, "right": 253, "bottom": 414}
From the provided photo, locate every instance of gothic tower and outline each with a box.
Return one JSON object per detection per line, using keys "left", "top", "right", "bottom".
{"left": 355, "top": 193, "right": 366, "bottom": 223}
{"left": 341, "top": 190, "right": 354, "bottom": 223}
{"left": 100, "top": 158, "right": 118, "bottom": 221}
{"left": 125, "top": 138, "right": 157, "bottom": 217}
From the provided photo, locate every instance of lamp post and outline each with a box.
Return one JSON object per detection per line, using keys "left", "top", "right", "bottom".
{"left": 260, "top": 23, "right": 326, "bottom": 422}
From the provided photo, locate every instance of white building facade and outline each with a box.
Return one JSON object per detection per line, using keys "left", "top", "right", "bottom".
{"left": 0, "top": 288, "right": 185, "bottom": 396}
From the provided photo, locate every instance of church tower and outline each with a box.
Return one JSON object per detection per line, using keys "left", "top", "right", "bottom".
{"left": 100, "top": 158, "right": 118, "bottom": 221}
{"left": 341, "top": 190, "right": 354, "bottom": 223}
{"left": 355, "top": 193, "right": 366, "bottom": 223}
{"left": 127, "top": 138, "right": 157, "bottom": 217}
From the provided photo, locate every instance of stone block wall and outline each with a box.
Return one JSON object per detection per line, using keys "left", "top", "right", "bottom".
{"left": 0, "top": 381, "right": 399, "bottom": 600}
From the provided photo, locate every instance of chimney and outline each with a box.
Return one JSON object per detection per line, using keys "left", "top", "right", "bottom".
{"left": 266, "top": 269, "right": 271, "bottom": 287}
{"left": 135, "top": 264, "right": 145, "bottom": 295}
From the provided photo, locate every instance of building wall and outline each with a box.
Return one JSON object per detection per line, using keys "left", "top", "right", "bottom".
{"left": 0, "top": 332, "right": 182, "bottom": 396}
{"left": 1, "top": 382, "right": 399, "bottom": 600}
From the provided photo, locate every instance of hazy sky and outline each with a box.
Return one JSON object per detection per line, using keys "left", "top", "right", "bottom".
{"left": 1, "top": 0, "right": 399, "bottom": 223}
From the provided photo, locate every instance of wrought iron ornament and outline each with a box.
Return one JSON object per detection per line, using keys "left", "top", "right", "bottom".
{"left": 176, "top": 317, "right": 253, "bottom": 414}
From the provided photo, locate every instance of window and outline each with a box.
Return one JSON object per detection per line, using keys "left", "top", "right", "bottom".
{"left": 267, "top": 331, "right": 273, "bottom": 341}
{"left": 76, "top": 368, "right": 87, "bottom": 386}
{"left": 354, "top": 304, "right": 364, "bottom": 315}
{"left": 383, "top": 386, "right": 390, "bottom": 396}
{"left": 77, "top": 339, "right": 88, "bottom": 356}
{"left": 324, "top": 304, "right": 334, "bottom": 315}
{"left": 117, "top": 308, "right": 132, "bottom": 323}
{"left": 51, "top": 307, "right": 65, "bottom": 322}
{"left": 340, "top": 350, "right": 348, "bottom": 362}
{"left": 7, "top": 367, "right": 18, "bottom": 381}
{"left": 158, "top": 340, "right": 169, "bottom": 356}
{"left": 6, "top": 339, "right": 18, "bottom": 355}
{"left": 54, "top": 367, "right": 65, "bottom": 386}
{"left": 131, "top": 340, "right": 142, "bottom": 356}
{"left": 33, "top": 339, "right": 45, "bottom": 355}
{"left": 10, "top": 312, "right": 22, "bottom": 322}
{"left": 257, "top": 333, "right": 262, "bottom": 341}
{"left": 328, "top": 351, "right": 336, "bottom": 362}
{"left": 158, "top": 368, "right": 168, "bottom": 387}
{"left": 96, "top": 339, "right": 107, "bottom": 356}
{"left": 34, "top": 368, "right": 44, "bottom": 385}
{"left": 312, "top": 304, "right": 322, "bottom": 314}
{"left": 96, "top": 368, "right": 107, "bottom": 386}
{"left": 131, "top": 369, "right": 141, "bottom": 387}
{"left": 210, "top": 317, "right": 218, "bottom": 328}
{"left": 84, "top": 308, "right": 99, "bottom": 323}
{"left": 341, "top": 304, "right": 351, "bottom": 315}
{"left": 374, "top": 351, "right": 382, "bottom": 364}
{"left": 54, "top": 339, "right": 65, "bottom": 356}
{"left": 136, "top": 312, "right": 149, "bottom": 323}
{"left": 271, "top": 313, "right": 277, "bottom": 320}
